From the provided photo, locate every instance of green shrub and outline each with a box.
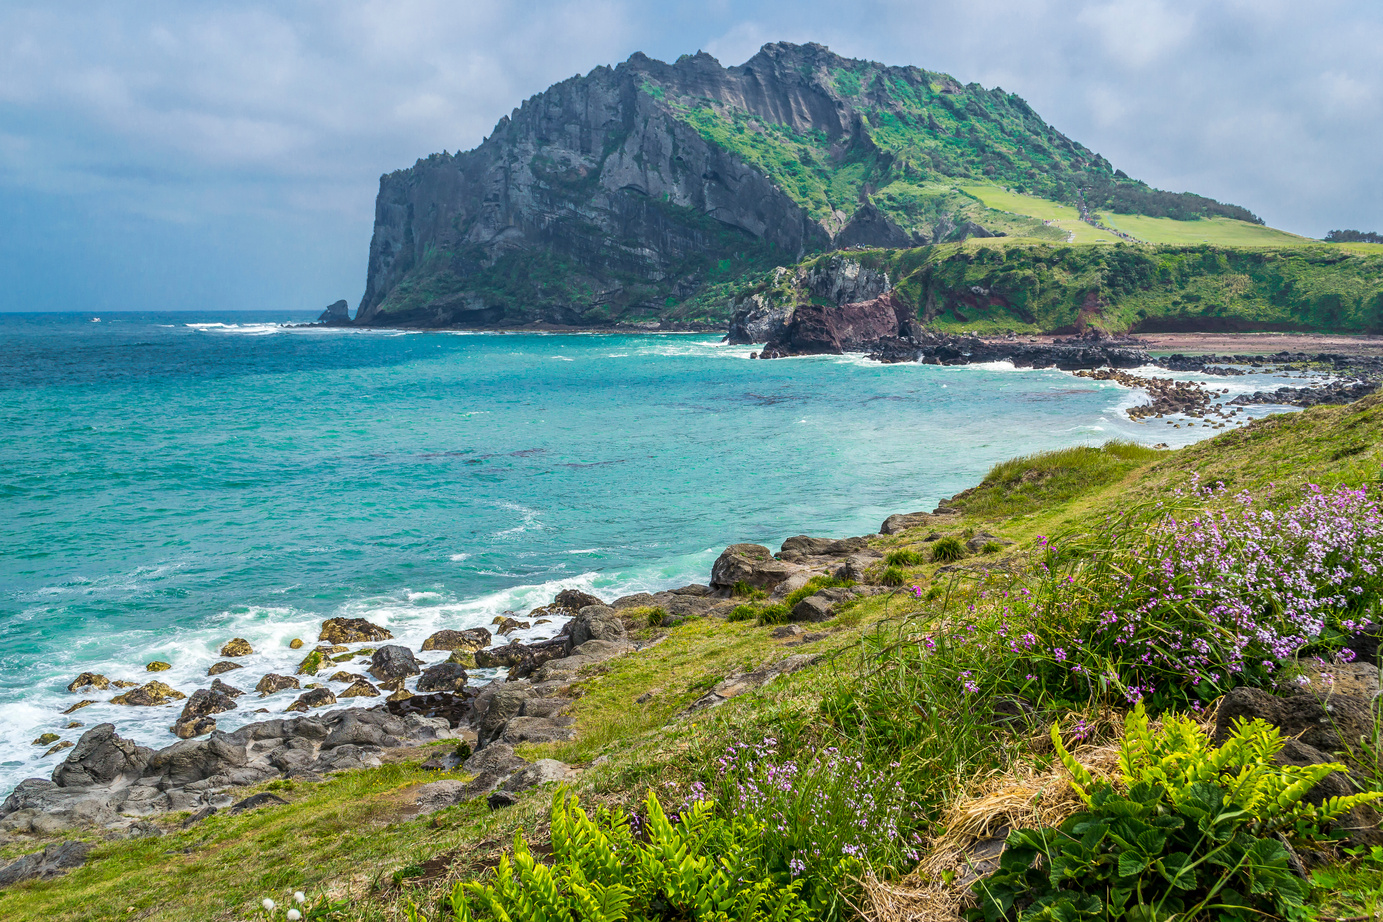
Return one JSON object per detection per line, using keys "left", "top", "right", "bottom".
{"left": 884, "top": 548, "right": 925, "bottom": 566}
{"left": 727, "top": 604, "right": 758, "bottom": 623}
{"left": 426, "top": 789, "right": 812, "bottom": 922}
{"left": 755, "top": 603, "right": 791, "bottom": 626}
{"left": 930, "top": 536, "right": 966, "bottom": 563}
{"left": 880, "top": 565, "right": 907, "bottom": 586}
{"left": 645, "top": 607, "right": 667, "bottom": 627}
{"left": 731, "top": 581, "right": 766, "bottom": 600}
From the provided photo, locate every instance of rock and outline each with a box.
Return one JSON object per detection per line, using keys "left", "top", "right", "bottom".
{"left": 295, "top": 649, "right": 328, "bottom": 675}
{"left": 1288, "top": 662, "right": 1380, "bottom": 700}
{"left": 710, "top": 543, "right": 799, "bottom": 592}
{"left": 44, "top": 741, "right": 74, "bottom": 757}
{"left": 329, "top": 671, "right": 366, "bottom": 683}
{"left": 418, "top": 662, "right": 469, "bottom": 693}
{"left": 554, "top": 588, "right": 604, "bottom": 611}
{"left": 500, "top": 759, "right": 568, "bottom": 792}
{"left": 487, "top": 790, "right": 519, "bottom": 810}
{"left": 231, "top": 792, "right": 289, "bottom": 813}
{"left": 1215, "top": 687, "right": 1375, "bottom": 768}
{"left": 387, "top": 688, "right": 413, "bottom": 703}
{"left": 62, "top": 700, "right": 95, "bottom": 715}
{"left": 789, "top": 596, "right": 834, "bottom": 623}
{"left": 564, "top": 606, "right": 627, "bottom": 653}
{"left": 111, "top": 681, "right": 185, "bottom": 707}
{"left": 881, "top": 512, "right": 941, "bottom": 535}
{"left": 145, "top": 661, "right": 172, "bottom": 672}
{"left": 172, "top": 716, "right": 217, "bottom": 739}
{"left": 685, "top": 655, "right": 819, "bottom": 713}
{"left": 966, "top": 532, "right": 1013, "bottom": 553}
{"left": 448, "top": 651, "right": 476, "bottom": 668}
{"left": 207, "top": 661, "right": 243, "bottom": 676}
{"left": 421, "top": 628, "right": 492, "bottom": 653}
{"left": 369, "top": 645, "right": 421, "bottom": 681}
{"left": 318, "top": 617, "right": 392, "bottom": 644}
{"left": 339, "top": 679, "right": 382, "bottom": 698}
{"left": 219, "top": 638, "right": 253, "bottom": 657}
{"left": 209, "top": 679, "right": 244, "bottom": 698}
{"left": 772, "top": 625, "right": 806, "bottom": 639}
{"left": 52, "top": 724, "right": 156, "bottom": 788}
{"left": 317, "top": 300, "right": 350, "bottom": 324}
{"left": 495, "top": 617, "right": 531, "bottom": 636}
{"left": 760, "top": 290, "right": 916, "bottom": 358}
{"left": 289, "top": 638, "right": 304, "bottom": 650}
{"left": 66, "top": 673, "right": 109, "bottom": 693}
{"left": 256, "top": 674, "right": 299, "bottom": 696}
{"left": 285, "top": 688, "right": 337, "bottom": 712}
{"left": 33, "top": 733, "right": 60, "bottom": 746}
{"left": 476, "top": 685, "right": 536, "bottom": 748}
{"left": 0, "top": 841, "right": 94, "bottom": 887}
{"left": 387, "top": 691, "right": 473, "bottom": 729}
{"left": 111, "top": 680, "right": 137, "bottom": 688}
{"left": 611, "top": 592, "right": 659, "bottom": 610}
{"left": 64, "top": 722, "right": 83, "bottom": 729}
{"left": 836, "top": 551, "right": 883, "bottom": 583}
{"left": 499, "top": 717, "right": 575, "bottom": 746}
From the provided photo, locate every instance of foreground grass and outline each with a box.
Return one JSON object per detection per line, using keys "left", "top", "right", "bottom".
{"left": 8, "top": 396, "right": 1383, "bottom": 920}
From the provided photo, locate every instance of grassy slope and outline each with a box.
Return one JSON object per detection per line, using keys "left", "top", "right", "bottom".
{"left": 7, "top": 398, "right": 1383, "bottom": 921}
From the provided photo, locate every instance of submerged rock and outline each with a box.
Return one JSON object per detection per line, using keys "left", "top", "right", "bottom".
{"left": 207, "top": 661, "right": 243, "bottom": 676}
{"left": 145, "top": 661, "right": 172, "bottom": 673}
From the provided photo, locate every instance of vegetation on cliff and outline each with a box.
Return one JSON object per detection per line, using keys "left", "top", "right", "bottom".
{"left": 7, "top": 390, "right": 1383, "bottom": 920}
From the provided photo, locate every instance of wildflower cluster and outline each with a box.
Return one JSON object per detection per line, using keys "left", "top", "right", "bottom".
{"left": 923, "top": 482, "right": 1383, "bottom": 710}
{"left": 697, "top": 737, "right": 924, "bottom": 919}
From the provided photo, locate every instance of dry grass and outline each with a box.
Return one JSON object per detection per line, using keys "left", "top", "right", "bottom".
{"left": 858, "top": 741, "right": 1123, "bottom": 922}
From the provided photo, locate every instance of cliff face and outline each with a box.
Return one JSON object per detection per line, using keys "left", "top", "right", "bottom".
{"left": 358, "top": 47, "right": 844, "bottom": 326}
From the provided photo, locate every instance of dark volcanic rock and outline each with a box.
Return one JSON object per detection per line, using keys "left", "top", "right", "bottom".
{"left": 760, "top": 291, "right": 918, "bottom": 358}
{"left": 318, "top": 617, "right": 393, "bottom": 644}
{"left": 316, "top": 300, "right": 350, "bottom": 324}
{"left": 368, "top": 645, "right": 421, "bottom": 681}
{"left": 51, "top": 725, "right": 155, "bottom": 788}
{"left": 0, "top": 840, "right": 94, "bottom": 887}
{"left": 418, "top": 662, "right": 469, "bottom": 693}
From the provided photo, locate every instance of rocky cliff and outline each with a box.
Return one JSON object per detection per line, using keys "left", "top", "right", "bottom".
{"left": 357, "top": 42, "right": 1257, "bottom": 329}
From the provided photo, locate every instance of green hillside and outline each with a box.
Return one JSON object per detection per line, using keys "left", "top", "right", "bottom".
{"left": 786, "top": 241, "right": 1383, "bottom": 334}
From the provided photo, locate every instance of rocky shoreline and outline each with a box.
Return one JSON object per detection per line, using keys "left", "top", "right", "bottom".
{"left": 0, "top": 524, "right": 925, "bottom": 885}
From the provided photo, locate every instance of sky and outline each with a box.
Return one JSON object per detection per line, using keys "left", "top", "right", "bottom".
{"left": 1, "top": 1, "right": 1379, "bottom": 313}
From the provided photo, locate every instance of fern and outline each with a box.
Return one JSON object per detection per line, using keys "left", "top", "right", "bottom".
{"left": 1053, "top": 701, "right": 1383, "bottom": 841}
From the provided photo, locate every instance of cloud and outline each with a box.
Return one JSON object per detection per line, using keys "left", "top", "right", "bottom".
{"left": 0, "top": 0, "right": 1381, "bottom": 311}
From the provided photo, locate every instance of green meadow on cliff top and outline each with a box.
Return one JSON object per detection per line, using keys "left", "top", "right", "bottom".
{"left": 7, "top": 395, "right": 1383, "bottom": 921}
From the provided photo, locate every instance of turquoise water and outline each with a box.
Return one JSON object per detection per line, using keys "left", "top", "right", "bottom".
{"left": 0, "top": 312, "right": 1296, "bottom": 793}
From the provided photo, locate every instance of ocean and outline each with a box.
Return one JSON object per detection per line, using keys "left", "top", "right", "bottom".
{"left": 0, "top": 311, "right": 1302, "bottom": 795}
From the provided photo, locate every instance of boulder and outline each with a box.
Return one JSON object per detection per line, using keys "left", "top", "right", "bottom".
{"left": 421, "top": 628, "right": 492, "bottom": 652}
{"left": 880, "top": 512, "right": 937, "bottom": 535}
{"left": 209, "top": 679, "right": 244, "bottom": 698}
{"left": 44, "top": 741, "right": 74, "bottom": 757}
{"left": 789, "top": 596, "right": 834, "bottom": 623}
{"left": 1214, "top": 687, "right": 1374, "bottom": 760}
{"left": 564, "top": 606, "right": 627, "bottom": 653}
{"left": 172, "top": 716, "right": 218, "bottom": 740}
{"left": 289, "top": 638, "right": 304, "bottom": 649}
{"left": 33, "top": 733, "right": 59, "bottom": 747}
{"left": 111, "top": 680, "right": 137, "bottom": 688}
{"left": 500, "top": 759, "right": 569, "bottom": 792}
{"left": 418, "top": 662, "right": 469, "bottom": 693}
{"left": 339, "top": 679, "right": 382, "bottom": 698}
{"left": 498, "top": 717, "right": 576, "bottom": 746}
{"left": 207, "top": 661, "right": 243, "bottom": 676}
{"left": 710, "top": 543, "right": 799, "bottom": 592}
{"left": 219, "top": 638, "right": 253, "bottom": 657}
{"left": 51, "top": 724, "right": 156, "bottom": 788}
{"left": 0, "top": 841, "right": 94, "bottom": 887}
{"left": 295, "top": 649, "right": 328, "bottom": 675}
{"left": 476, "top": 684, "right": 537, "bottom": 748}
{"left": 495, "top": 617, "right": 531, "bottom": 636}
{"left": 285, "top": 688, "right": 337, "bottom": 713}
{"left": 368, "top": 645, "right": 421, "bottom": 681}
{"left": 836, "top": 551, "right": 883, "bottom": 583}
{"left": 66, "top": 673, "right": 109, "bottom": 693}
{"left": 255, "top": 674, "right": 300, "bottom": 696}
{"left": 554, "top": 588, "right": 604, "bottom": 611}
{"left": 111, "top": 681, "right": 185, "bottom": 707}
{"left": 62, "top": 700, "right": 95, "bottom": 715}
{"left": 230, "top": 792, "right": 288, "bottom": 814}
{"left": 145, "top": 661, "right": 172, "bottom": 673}
{"left": 318, "top": 617, "right": 392, "bottom": 644}
{"left": 144, "top": 734, "right": 250, "bottom": 787}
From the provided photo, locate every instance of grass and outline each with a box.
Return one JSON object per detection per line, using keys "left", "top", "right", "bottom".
{"left": 960, "top": 183, "right": 1122, "bottom": 244}
{"left": 1100, "top": 212, "right": 1311, "bottom": 246}
{"left": 12, "top": 398, "right": 1383, "bottom": 920}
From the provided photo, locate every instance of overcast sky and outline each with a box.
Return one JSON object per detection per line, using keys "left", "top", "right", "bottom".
{"left": 1, "top": 1, "right": 1379, "bottom": 313}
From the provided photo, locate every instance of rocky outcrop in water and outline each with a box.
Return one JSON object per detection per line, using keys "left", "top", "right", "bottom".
{"left": 316, "top": 300, "right": 350, "bottom": 324}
